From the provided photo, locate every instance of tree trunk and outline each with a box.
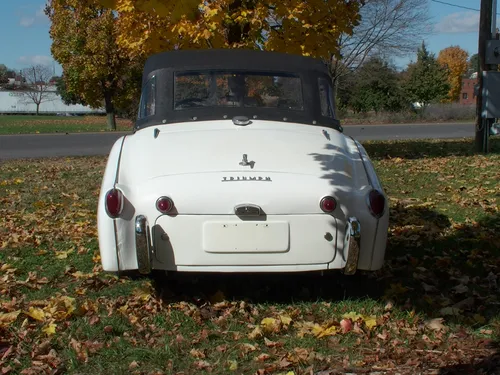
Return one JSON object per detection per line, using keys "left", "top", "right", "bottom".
{"left": 104, "top": 91, "right": 116, "bottom": 131}
{"left": 36, "top": 103, "right": 40, "bottom": 115}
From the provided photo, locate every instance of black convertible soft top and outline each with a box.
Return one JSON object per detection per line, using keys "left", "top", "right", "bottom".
{"left": 142, "top": 49, "right": 330, "bottom": 84}
{"left": 135, "top": 49, "right": 341, "bottom": 131}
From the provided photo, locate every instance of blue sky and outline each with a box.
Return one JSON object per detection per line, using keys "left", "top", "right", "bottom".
{"left": 0, "top": 0, "right": 493, "bottom": 75}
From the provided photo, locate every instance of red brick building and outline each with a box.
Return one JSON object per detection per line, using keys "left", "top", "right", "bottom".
{"left": 460, "top": 77, "right": 478, "bottom": 105}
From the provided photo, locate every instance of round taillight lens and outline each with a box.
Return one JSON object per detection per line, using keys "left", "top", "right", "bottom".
{"left": 156, "top": 196, "right": 174, "bottom": 214}
{"left": 105, "top": 188, "right": 123, "bottom": 218}
{"left": 320, "top": 196, "right": 337, "bottom": 213}
{"left": 368, "top": 190, "right": 385, "bottom": 218}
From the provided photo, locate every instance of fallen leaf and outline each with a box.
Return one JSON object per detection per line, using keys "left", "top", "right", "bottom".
{"left": 194, "top": 360, "right": 211, "bottom": 369}
{"left": 480, "top": 329, "right": 493, "bottom": 335}
{"left": 248, "top": 326, "right": 263, "bottom": 339}
{"left": 42, "top": 323, "right": 56, "bottom": 336}
{"left": 261, "top": 317, "right": 278, "bottom": 333}
{"left": 241, "top": 343, "right": 257, "bottom": 354}
{"left": 26, "top": 307, "right": 45, "bottom": 322}
{"left": 342, "top": 312, "right": 362, "bottom": 321}
{"left": 227, "top": 359, "right": 238, "bottom": 371}
{"left": 264, "top": 338, "right": 279, "bottom": 347}
{"left": 279, "top": 315, "right": 292, "bottom": 326}
{"left": 0, "top": 310, "right": 21, "bottom": 326}
{"left": 256, "top": 353, "right": 271, "bottom": 362}
{"left": 190, "top": 349, "right": 206, "bottom": 359}
{"left": 340, "top": 319, "right": 352, "bottom": 334}
{"left": 426, "top": 318, "right": 446, "bottom": 332}
{"left": 363, "top": 315, "right": 377, "bottom": 330}
{"left": 55, "top": 249, "right": 74, "bottom": 259}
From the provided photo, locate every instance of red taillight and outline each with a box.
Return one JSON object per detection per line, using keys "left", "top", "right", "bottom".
{"left": 368, "top": 190, "right": 385, "bottom": 218}
{"left": 320, "top": 196, "right": 337, "bottom": 213}
{"left": 105, "top": 188, "right": 123, "bottom": 218}
{"left": 156, "top": 196, "right": 174, "bottom": 214}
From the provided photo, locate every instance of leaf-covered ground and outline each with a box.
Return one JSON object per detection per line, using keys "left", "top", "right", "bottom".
{"left": 0, "top": 116, "right": 132, "bottom": 134}
{"left": 1, "top": 138, "right": 499, "bottom": 375}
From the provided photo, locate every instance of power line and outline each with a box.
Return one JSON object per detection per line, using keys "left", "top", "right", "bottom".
{"left": 431, "top": 0, "right": 500, "bottom": 15}
{"left": 430, "top": 0, "right": 480, "bottom": 12}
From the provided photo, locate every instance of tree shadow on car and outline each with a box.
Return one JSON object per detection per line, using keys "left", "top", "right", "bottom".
{"left": 362, "top": 137, "right": 500, "bottom": 160}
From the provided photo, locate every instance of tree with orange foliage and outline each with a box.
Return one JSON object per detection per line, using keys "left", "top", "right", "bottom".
{"left": 93, "top": 0, "right": 364, "bottom": 61}
{"left": 437, "top": 46, "right": 469, "bottom": 103}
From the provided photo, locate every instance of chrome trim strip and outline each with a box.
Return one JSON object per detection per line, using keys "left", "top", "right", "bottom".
{"left": 111, "top": 136, "right": 127, "bottom": 272}
{"left": 343, "top": 217, "right": 361, "bottom": 275}
{"left": 113, "top": 219, "right": 120, "bottom": 273}
{"left": 351, "top": 136, "right": 373, "bottom": 187}
{"left": 369, "top": 219, "right": 380, "bottom": 270}
{"left": 135, "top": 215, "right": 152, "bottom": 274}
{"left": 114, "top": 135, "right": 127, "bottom": 185}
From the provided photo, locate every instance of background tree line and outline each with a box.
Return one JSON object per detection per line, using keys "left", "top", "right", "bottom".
{"left": 337, "top": 43, "right": 477, "bottom": 115}
{"left": 1, "top": 1, "right": 480, "bottom": 127}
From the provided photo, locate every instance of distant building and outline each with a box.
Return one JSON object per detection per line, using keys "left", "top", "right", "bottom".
{"left": 460, "top": 77, "right": 478, "bottom": 105}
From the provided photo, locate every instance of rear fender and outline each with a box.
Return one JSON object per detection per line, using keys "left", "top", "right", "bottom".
{"left": 97, "top": 136, "right": 127, "bottom": 272}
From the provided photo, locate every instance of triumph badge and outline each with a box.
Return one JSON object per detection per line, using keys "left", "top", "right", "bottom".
{"left": 239, "top": 154, "right": 255, "bottom": 168}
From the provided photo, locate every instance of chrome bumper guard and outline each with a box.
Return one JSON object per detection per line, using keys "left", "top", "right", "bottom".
{"left": 135, "top": 215, "right": 152, "bottom": 274}
{"left": 343, "top": 217, "right": 361, "bottom": 275}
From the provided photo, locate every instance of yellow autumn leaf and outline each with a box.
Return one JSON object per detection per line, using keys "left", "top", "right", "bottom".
{"left": 26, "top": 307, "right": 45, "bottom": 321}
{"left": 316, "top": 325, "right": 337, "bottom": 338}
{"left": 261, "top": 317, "right": 278, "bottom": 332}
{"left": 55, "top": 248, "right": 74, "bottom": 259}
{"left": 227, "top": 359, "right": 238, "bottom": 371}
{"left": 363, "top": 315, "right": 378, "bottom": 330}
{"left": 342, "top": 312, "right": 362, "bottom": 321}
{"left": 43, "top": 323, "right": 57, "bottom": 335}
{"left": 248, "top": 326, "right": 263, "bottom": 339}
{"left": 133, "top": 287, "right": 152, "bottom": 302}
{"left": 0, "top": 310, "right": 21, "bottom": 326}
{"left": 311, "top": 323, "right": 325, "bottom": 337}
{"left": 47, "top": 296, "right": 76, "bottom": 320}
{"left": 279, "top": 315, "right": 292, "bottom": 326}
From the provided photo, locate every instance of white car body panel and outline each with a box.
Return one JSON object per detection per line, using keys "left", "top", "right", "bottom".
{"left": 97, "top": 120, "right": 388, "bottom": 273}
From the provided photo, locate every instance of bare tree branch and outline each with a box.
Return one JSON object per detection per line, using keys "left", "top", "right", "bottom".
{"left": 20, "top": 65, "right": 55, "bottom": 115}
{"left": 331, "top": 0, "right": 431, "bottom": 86}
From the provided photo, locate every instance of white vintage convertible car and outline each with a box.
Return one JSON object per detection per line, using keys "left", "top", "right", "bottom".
{"left": 97, "top": 49, "right": 388, "bottom": 276}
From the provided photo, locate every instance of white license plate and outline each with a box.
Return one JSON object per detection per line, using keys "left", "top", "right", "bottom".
{"left": 202, "top": 221, "right": 289, "bottom": 253}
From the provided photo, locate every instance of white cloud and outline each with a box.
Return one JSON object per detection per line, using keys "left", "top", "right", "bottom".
{"left": 19, "top": 4, "right": 48, "bottom": 27}
{"left": 435, "top": 11, "right": 479, "bottom": 34}
{"left": 18, "top": 55, "right": 54, "bottom": 67}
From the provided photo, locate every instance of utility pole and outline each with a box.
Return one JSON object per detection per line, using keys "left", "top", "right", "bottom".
{"left": 476, "top": 0, "right": 494, "bottom": 153}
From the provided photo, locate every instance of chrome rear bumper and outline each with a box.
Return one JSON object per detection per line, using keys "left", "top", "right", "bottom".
{"left": 135, "top": 215, "right": 152, "bottom": 274}
{"left": 343, "top": 217, "right": 361, "bottom": 275}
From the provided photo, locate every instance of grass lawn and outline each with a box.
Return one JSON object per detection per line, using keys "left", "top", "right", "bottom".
{"left": 0, "top": 115, "right": 133, "bottom": 134}
{"left": 0, "top": 138, "right": 499, "bottom": 374}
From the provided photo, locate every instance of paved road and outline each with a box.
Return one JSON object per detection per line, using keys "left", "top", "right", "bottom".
{"left": 0, "top": 122, "right": 475, "bottom": 160}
